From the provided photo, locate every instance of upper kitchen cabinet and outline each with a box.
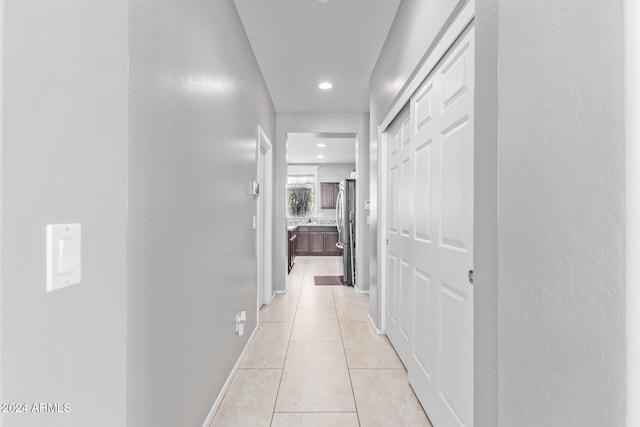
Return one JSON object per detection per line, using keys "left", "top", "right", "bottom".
{"left": 320, "top": 182, "right": 340, "bottom": 209}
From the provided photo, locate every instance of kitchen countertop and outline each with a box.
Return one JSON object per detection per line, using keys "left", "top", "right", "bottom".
{"left": 288, "top": 223, "right": 337, "bottom": 231}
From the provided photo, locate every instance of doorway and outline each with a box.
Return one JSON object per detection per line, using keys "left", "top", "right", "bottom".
{"left": 257, "top": 125, "right": 273, "bottom": 308}
{"left": 285, "top": 132, "right": 357, "bottom": 286}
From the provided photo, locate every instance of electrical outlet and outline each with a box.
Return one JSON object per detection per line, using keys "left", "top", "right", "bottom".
{"left": 235, "top": 310, "right": 247, "bottom": 336}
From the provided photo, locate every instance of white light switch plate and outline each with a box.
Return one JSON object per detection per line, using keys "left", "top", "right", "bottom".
{"left": 46, "top": 224, "right": 81, "bottom": 292}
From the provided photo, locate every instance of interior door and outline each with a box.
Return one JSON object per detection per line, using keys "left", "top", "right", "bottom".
{"left": 385, "top": 26, "right": 475, "bottom": 427}
{"left": 385, "top": 105, "right": 412, "bottom": 364}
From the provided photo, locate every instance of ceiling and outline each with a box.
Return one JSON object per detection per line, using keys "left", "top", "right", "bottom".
{"left": 234, "top": 0, "right": 401, "bottom": 113}
{"left": 287, "top": 134, "right": 355, "bottom": 164}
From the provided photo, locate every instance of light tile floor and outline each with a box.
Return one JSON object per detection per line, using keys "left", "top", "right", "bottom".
{"left": 210, "top": 256, "right": 432, "bottom": 427}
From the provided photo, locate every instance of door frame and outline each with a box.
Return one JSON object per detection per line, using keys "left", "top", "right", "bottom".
{"left": 0, "top": 0, "right": 4, "bottom": 415}
{"left": 377, "top": 130, "right": 389, "bottom": 333}
{"left": 256, "top": 125, "right": 273, "bottom": 310}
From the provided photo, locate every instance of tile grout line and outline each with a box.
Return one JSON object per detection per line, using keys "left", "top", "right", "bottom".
{"left": 273, "top": 411, "right": 359, "bottom": 414}
{"left": 269, "top": 257, "right": 305, "bottom": 426}
{"left": 333, "top": 286, "right": 363, "bottom": 427}
{"left": 214, "top": 257, "right": 368, "bottom": 426}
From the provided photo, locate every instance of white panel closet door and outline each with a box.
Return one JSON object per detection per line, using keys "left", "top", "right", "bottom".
{"left": 385, "top": 26, "right": 475, "bottom": 427}
{"left": 386, "top": 106, "right": 412, "bottom": 363}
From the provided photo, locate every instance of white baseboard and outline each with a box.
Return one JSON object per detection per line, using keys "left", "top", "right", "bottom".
{"left": 368, "top": 314, "right": 384, "bottom": 335}
{"left": 268, "top": 291, "right": 278, "bottom": 305}
{"left": 201, "top": 325, "right": 259, "bottom": 427}
{"left": 274, "top": 289, "right": 287, "bottom": 295}
{"left": 354, "top": 285, "right": 369, "bottom": 295}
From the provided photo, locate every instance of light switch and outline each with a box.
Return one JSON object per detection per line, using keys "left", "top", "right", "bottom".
{"left": 47, "top": 224, "right": 81, "bottom": 292}
{"left": 251, "top": 181, "right": 260, "bottom": 196}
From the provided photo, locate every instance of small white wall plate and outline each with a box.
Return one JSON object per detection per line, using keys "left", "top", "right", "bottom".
{"left": 46, "top": 224, "right": 81, "bottom": 292}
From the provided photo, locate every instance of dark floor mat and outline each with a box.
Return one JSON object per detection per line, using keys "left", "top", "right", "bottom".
{"left": 314, "top": 275, "right": 344, "bottom": 286}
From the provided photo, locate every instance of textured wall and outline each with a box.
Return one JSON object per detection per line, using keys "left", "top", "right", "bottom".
{"left": 1, "top": 0, "right": 128, "bottom": 425}
{"left": 497, "top": 0, "right": 625, "bottom": 425}
{"left": 275, "top": 113, "right": 369, "bottom": 291}
{"left": 127, "top": 1, "right": 275, "bottom": 425}
{"left": 625, "top": 1, "right": 640, "bottom": 424}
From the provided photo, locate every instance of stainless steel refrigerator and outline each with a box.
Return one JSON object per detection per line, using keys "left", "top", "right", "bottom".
{"left": 336, "top": 179, "right": 356, "bottom": 286}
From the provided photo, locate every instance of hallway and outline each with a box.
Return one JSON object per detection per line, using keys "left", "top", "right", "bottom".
{"left": 210, "top": 256, "right": 431, "bottom": 427}
{"left": 0, "top": 0, "right": 631, "bottom": 425}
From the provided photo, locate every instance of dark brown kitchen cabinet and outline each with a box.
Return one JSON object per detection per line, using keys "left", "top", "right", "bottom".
{"left": 320, "top": 182, "right": 340, "bottom": 209}
{"left": 288, "top": 229, "right": 297, "bottom": 274}
{"left": 310, "top": 232, "right": 325, "bottom": 253}
{"left": 323, "top": 231, "right": 339, "bottom": 255}
{"left": 296, "top": 226, "right": 309, "bottom": 253}
{"left": 294, "top": 225, "right": 341, "bottom": 256}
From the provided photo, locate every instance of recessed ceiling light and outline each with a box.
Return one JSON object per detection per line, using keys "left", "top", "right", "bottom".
{"left": 318, "top": 82, "right": 332, "bottom": 90}
{"left": 317, "top": 0, "right": 328, "bottom": 3}
{"left": 317, "top": 143, "right": 326, "bottom": 148}
{"left": 317, "top": 155, "right": 325, "bottom": 159}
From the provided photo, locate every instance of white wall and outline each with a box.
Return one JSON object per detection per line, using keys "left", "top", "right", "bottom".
{"left": 497, "top": 0, "right": 625, "bottom": 425}
{"left": 127, "top": 1, "right": 275, "bottom": 426}
{"left": 1, "top": 0, "right": 128, "bottom": 425}
{"left": 355, "top": 124, "right": 370, "bottom": 293}
{"left": 625, "top": 1, "right": 640, "bottom": 425}
{"left": 276, "top": 113, "right": 369, "bottom": 292}
{"left": 473, "top": 1, "right": 499, "bottom": 424}
{"left": 317, "top": 163, "right": 355, "bottom": 183}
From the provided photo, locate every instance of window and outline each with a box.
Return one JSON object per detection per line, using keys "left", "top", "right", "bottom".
{"left": 287, "top": 166, "right": 319, "bottom": 217}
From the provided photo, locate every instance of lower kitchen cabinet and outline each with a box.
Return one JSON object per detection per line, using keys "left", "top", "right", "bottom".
{"left": 296, "top": 228, "right": 309, "bottom": 253}
{"left": 310, "top": 233, "right": 325, "bottom": 254}
{"left": 294, "top": 225, "right": 341, "bottom": 256}
{"left": 323, "top": 231, "right": 339, "bottom": 255}
{"left": 288, "top": 229, "right": 297, "bottom": 273}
